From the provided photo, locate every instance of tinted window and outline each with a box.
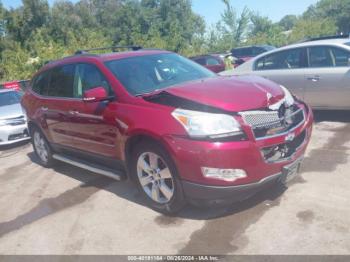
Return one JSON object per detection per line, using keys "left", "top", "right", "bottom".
{"left": 193, "top": 57, "right": 206, "bottom": 65}
{"left": 0, "top": 91, "right": 21, "bottom": 106}
{"left": 206, "top": 57, "right": 221, "bottom": 65}
{"left": 19, "top": 80, "right": 30, "bottom": 90}
{"left": 232, "top": 48, "right": 252, "bottom": 57}
{"left": 308, "top": 46, "right": 350, "bottom": 68}
{"left": 256, "top": 48, "right": 303, "bottom": 70}
{"left": 48, "top": 64, "right": 75, "bottom": 97}
{"left": 32, "top": 71, "right": 50, "bottom": 95}
{"left": 308, "top": 46, "right": 333, "bottom": 68}
{"left": 253, "top": 47, "right": 266, "bottom": 56}
{"left": 105, "top": 53, "right": 215, "bottom": 96}
{"left": 74, "top": 64, "right": 112, "bottom": 98}
{"left": 330, "top": 47, "right": 350, "bottom": 67}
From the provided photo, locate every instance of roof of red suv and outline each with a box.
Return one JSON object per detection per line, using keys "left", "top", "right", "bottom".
{"left": 39, "top": 49, "right": 171, "bottom": 73}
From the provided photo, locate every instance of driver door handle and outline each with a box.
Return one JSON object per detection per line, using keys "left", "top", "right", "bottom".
{"left": 41, "top": 106, "right": 48, "bottom": 111}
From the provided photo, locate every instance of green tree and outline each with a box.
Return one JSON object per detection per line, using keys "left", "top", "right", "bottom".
{"left": 220, "top": 0, "right": 250, "bottom": 46}
{"left": 289, "top": 18, "right": 338, "bottom": 43}
{"left": 279, "top": 15, "right": 298, "bottom": 31}
{"left": 21, "top": 0, "right": 50, "bottom": 42}
{"left": 303, "top": 0, "right": 350, "bottom": 34}
{"left": 0, "top": 0, "right": 5, "bottom": 36}
{"left": 246, "top": 13, "right": 286, "bottom": 47}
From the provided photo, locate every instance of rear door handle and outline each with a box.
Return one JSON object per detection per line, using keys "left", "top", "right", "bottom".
{"left": 41, "top": 106, "right": 48, "bottom": 111}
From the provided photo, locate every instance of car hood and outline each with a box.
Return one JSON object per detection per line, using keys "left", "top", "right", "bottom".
{"left": 164, "top": 75, "right": 285, "bottom": 112}
{"left": 0, "top": 103, "right": 24, "bottom": 120}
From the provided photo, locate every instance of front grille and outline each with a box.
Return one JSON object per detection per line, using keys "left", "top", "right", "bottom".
{"left": 261, "top": 130, "right": 307, "bottom": 162}
{"left": 240, "top": 104, "right": 305, "bottom": 139}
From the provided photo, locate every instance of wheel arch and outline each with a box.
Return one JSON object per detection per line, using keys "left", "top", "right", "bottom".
{"left": 27, "top": 120, "right": 40, "bottom": 135}
{"left": 124, "top": 133, "right": 176, "bottom": 178}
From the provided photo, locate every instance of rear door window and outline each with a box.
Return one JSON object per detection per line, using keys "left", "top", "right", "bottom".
{"left": 329, "top": 47, "right": 350, "bottom": 67}
{"left": 48, "top": 64, "right": 76, "bottom": 98}
{"left": 255, "top": 48, "right": 304, "bottom": 70}
{"left": 308, "top": 46, "right": 333, "bottom": 68}
{"left": 193, "top": 57, "right": 206, "bottom": 65}
{"left": 206, "top": 57, "right": 221, "bottom": 65}
{"left": 32, "top": 71, "right": 50, "bottom": 96}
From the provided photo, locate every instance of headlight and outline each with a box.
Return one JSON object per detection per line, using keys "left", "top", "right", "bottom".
{"left": 0, "top": 120, "right": 7, "bottom": 126}
{"left": 21, "top": 107, "right": 28, "bottom": 121}
{"left": 280, "top": 85, "right": 294, "bottom": 106}
{"left": 172, "top": 109, "right": 243, "bottom": 139}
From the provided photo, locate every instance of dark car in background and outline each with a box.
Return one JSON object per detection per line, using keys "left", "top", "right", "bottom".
{"left": 190, "top": 54, "right": 226, "bottom": 73}
{"left": 231, "top": 45, "right": 276, "bottom": 67}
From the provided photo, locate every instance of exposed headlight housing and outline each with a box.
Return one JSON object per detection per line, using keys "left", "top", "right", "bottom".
{"left": 280, "top": 85, "right": 294, "bottom": 107}
{"left": 172, "top": 109, "right": 243, "bottom": 139}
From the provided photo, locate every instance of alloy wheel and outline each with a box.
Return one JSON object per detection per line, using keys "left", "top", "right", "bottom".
{"left": 136, "top": 152, "right": 175, "bottom": 204}
{"left": 33, "top": 131, "right": 49, "bottom": 163}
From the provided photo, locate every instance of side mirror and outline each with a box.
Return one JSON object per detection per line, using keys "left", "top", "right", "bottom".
{"left": 83, "top": 87, "right": 109, "bottom": 102}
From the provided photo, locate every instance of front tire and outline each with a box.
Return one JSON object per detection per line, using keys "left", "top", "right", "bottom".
{"left": 130, "top": 141, "right": 186, "bottom": 214}
{"left": 31, "top": 126, "right": 54, "bottom": 167}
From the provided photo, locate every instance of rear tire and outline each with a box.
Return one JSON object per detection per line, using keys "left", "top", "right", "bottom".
{"left": 31, "top": 126, "right": 55, "bottom": 167}
{"left": 130, "top": 141, "right": 186, "bottom": 214}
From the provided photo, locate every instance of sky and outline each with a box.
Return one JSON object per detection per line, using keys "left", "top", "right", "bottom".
{"left": 2, "top": 0, "right": 320, "bottom": 25}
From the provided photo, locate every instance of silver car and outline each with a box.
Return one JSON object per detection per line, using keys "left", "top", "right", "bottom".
{"left": 0, "top": 89, "right": 30, "bottom": 145}
{"left": 222, "top": 37, "right": 350, "bottom": 110}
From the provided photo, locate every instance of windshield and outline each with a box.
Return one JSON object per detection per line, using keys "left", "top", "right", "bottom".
{"left": 0, "top": 91, "right": 22, "bottom": 106}
{"left": 105, "top": 53, "right": 216, "bottom": 96}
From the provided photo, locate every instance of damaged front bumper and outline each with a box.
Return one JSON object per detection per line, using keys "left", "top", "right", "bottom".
{"left": 164, "top": 103, "right": 313, "bottom": 203}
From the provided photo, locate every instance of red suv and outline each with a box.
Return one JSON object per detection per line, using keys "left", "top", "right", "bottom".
{"left": 22, "top": 46, "right": 313, "bottom": 213}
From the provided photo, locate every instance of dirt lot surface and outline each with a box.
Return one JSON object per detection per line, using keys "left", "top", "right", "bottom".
{"left": 0, "top": 111, "right": 349, "bottom": 255}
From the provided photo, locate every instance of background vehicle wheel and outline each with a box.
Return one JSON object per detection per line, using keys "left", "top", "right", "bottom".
{"left": 31, "top": 126, "right": 54, "bottom": 167}
{"left": 130, "top": 141, "right": 186, "bottom": 214}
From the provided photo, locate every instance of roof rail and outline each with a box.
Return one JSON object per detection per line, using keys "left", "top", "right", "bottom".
{"left": 75, "top": 45, "right": 143, "bottom": 55}
{"left": 302, "top": 34, "right": 350, "bottom": 42}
